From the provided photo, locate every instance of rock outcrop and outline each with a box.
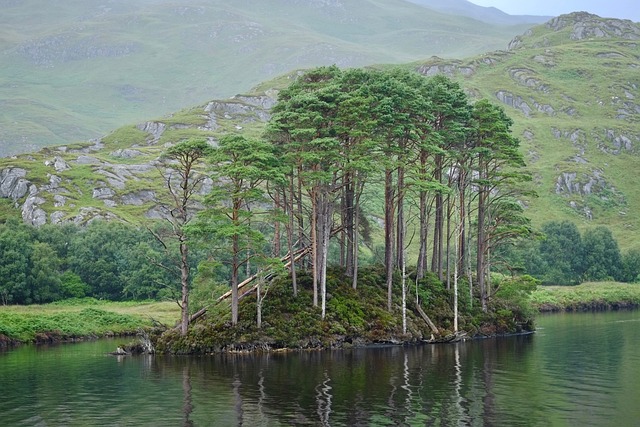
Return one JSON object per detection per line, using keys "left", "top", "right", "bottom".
{"left": 546, "top": 13, "right": 640, "bottom": 41}
{"left": 0, "top": 93, "right": 275, "bottom": 226}
{"left": 0, "top": 168, "right": 30, "bottom": 201}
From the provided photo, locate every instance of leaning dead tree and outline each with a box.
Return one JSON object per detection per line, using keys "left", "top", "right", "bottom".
{"left": 182, "top": 245, "right": 313, "bottom": 326}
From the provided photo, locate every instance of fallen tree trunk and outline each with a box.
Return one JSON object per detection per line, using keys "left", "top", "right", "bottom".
{"left": 415, "top": 302, "right": 439, "bottom": 335}
{"left": 175, "top": 245, "right": 313, "bottom": 329}
{"left": 217, "top": 245, "right": 312, "bottom": 303}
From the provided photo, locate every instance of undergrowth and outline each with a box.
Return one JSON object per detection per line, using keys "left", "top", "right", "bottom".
{"left": 156, "top": 266, "right": 538, "bottom": 354}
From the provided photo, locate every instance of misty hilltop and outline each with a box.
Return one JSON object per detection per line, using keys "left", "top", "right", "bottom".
{"left": 1, "top": 0, "right": 541, "bottom": 156}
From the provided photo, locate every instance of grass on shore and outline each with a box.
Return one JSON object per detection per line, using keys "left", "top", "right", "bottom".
{"left": 530, "top": 282, "right": 640, "bottom": 311}
{"left": 3, "top": 281, "right": 640, "bottom": 345}
{"left": 0, "top": 298, "right": 180, "bottom": 343}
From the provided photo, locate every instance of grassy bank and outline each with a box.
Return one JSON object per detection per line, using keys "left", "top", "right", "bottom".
{"left": 0, "top": 298, "right": 179, "bottom": 344}
{"left": 5, "top": 281, "right": 638, "bottom": 348}
{"left": 530, "top": 282, "right": 640, "bottom": 312}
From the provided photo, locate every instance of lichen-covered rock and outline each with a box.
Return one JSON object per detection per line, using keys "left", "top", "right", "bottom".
{"left": 121, "top": 190, "right": 156, "bottom": 206}
{"left": 43, "top": 156, "right": 70, "bottom": 172}
{"left": 110, "top": 149, "right": 142, "bottom": 158}
{"left": 509, "top": 68, "right": 549, "bottom": 92}
{"left": 0, "top": 168, "right": 30, "bottom": 201}
{"left": 92, "top": 187, "right": 116, "bottom": 199}
{"left": 555, "top": 168, "right": 626, "bottom": 215}
{"left": 136, "top": 121, "right": 166, "bottom": 142}
{"left": 546, "top": 13, "right": 640, "bottom": 41}
{"left": 22, "top": 186, "right": 47, "bottom": 226}
{"left": 495, "top": 91, "right": 533, "bottom": 116}
{"left": 597, "top": 129, "right": 637, "bottom": 154}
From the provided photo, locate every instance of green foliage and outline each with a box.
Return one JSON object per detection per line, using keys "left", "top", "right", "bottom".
{"left": 327, "top": 291, "right": 366, "bottom": 331}
{"left": 530, "top": 221, "right": 584, "bottom": 285}
{"left": 59, "top": 272, "right": 90, "bottom": 299}
{"left": 0, "top": 220, "right": 181, "bottom": 305}
{"left": 508, "top": 221, "right": 637, "bottom": 285}
{"left": 494, "top": 275, "right": 539, "bottom": 318}
{"left": 0, "top": 220, "right": 34, "bottom": 304}
{"left": 621, "top": 249, "right": 640, "bottom": 283}
{"left": 28, "top": 242, "right": 62, "bottom": 303}
{"left": 582, "top": 226, "right": 623, "bottom": 282}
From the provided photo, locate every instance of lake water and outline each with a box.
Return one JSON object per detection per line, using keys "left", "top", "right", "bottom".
{"left": 1, "top": 310, "right": 639, "bottom": 426}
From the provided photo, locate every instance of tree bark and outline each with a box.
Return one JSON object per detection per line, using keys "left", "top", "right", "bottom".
{"left": 179, "top": 236, "right": 190, "bottom": 336}
{"left": 286, "top": 174, "right": 298, "bottom": 296}
{"left": 385, "top": 168, "right": 395, "bottom": 312}
{"left": 477, "top": 177, "right": 488, "bottom": 313}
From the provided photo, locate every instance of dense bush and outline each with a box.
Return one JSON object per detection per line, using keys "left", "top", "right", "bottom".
{"left": 509, "top": 221, "right": 636, "bottom": 285}
{"left": 0, "top": 220, "right": 188, "bottom": 304}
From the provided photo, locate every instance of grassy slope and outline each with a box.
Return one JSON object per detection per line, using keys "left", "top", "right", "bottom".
{"left": 406, "top": 15, "right": 640, "bottom": 250}
{"left": 0, "top": 0, "right": 529, "bottom": 156}
{"left": 531, "top": 282, "right": 640, "bottom": 311}
{"left": 0, "top": 299, "right": 179, "bottom": 343}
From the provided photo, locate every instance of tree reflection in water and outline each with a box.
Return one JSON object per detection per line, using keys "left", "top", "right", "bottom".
{"left": 150, "top": 336, "right": 540, "bottom": 425}
{"left": 182, "top": 364, "right": 193, "bottom": 427}
{"left": 4, "top": 312, "right": 637, "bottom": 425}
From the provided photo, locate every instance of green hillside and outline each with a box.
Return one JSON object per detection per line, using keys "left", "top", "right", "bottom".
{"left": 0, "top": 0, "right": 531, "bottom": 156}
{"left": 0, "top": 12, "right": 639, "bottom": 252}
{"left": 408, "top": 13, "right": 640, "bottom": 248}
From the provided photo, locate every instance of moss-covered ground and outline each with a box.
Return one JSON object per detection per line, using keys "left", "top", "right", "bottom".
{"left": 156, "top": 267, "right": 537, "bottom": 354}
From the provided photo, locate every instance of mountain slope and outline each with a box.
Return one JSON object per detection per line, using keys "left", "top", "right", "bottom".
{"left": 1, "top": 13, "right": 639, "bottom": 250}
{"left": 0, "top": 0, "right": 533, "bottom": 157}
{"left": 411, "top": 12, "right": 640, "bottom": 248}
{"left": 406, "top": 0, "right": 550, "bottom": 25}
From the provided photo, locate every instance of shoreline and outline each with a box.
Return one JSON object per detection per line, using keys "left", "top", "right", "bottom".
{"left": 0, "top": 306, "right": 633, "bottom": 349}
{"left": 3, "top": 281, "right": 639, "bottom": 349}
{"left": 0, "top": 330, "right": 141, "bottom": 348}
{"left": 536, "top": 301, "right": 640, "bottom": 313}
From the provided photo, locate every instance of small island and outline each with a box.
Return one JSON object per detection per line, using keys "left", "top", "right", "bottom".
{"left": 154, "top": 267, "right": 537, "bottom": 354}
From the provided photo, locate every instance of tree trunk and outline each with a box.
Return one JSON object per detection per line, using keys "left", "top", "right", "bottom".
{"left": 458, "top": 169, "right": 467, "bottom": 277}
{"left": 344, "top": 172, "right": 355, "bottom": 277}
{"left": 446, "top": 194, "right": 451, "bottom": 290}
{"left": 385, "top": 168, "right": 395, "bottom": 312}
{"left": 432, "top": 154, "right": 444, "bottom": 281}
{"left": 179, "top": 236, "right": 190, "bottom": 336}
{"left": 417, "top": 190, "right": 428, "bottom": 280}
{"left": 296, "top": 165, "right": 306, "bottom": 267}
{"left": 352, "top": 192, "right": 360, "bottom": 290}
{"left": 286, "top": 175, "right": 298, "bottom": 296}
{"left": 273, "top": 191, "right": 281, "bottom": 257}
{"left": 477, "top": 182, "right": 488, "bottom": 312}
{"left": 396, "top": 165, "right": 405, "bottom": 269}
{"left": 256, "top": 281, "right": 262, "bottom": 329}
{"left": 318, "top": 189, "right": 332, "bottom": 320}
{"left": 311, "top": 189, "right": 318, "bottom": 307}
{"left": 401, "top": 230, "right": 407, "bottom": 335}
{"left": 231, "top": 198, "right": 241, "bottom": 325}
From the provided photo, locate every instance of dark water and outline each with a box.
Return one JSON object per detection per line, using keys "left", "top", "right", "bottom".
{"left": 1, "top": 310, "right": 639, "bottom": 426}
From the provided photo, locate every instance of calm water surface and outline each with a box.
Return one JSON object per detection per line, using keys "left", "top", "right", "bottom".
{"left": 1, "top": 310, "right": 639, "bottom": 426}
